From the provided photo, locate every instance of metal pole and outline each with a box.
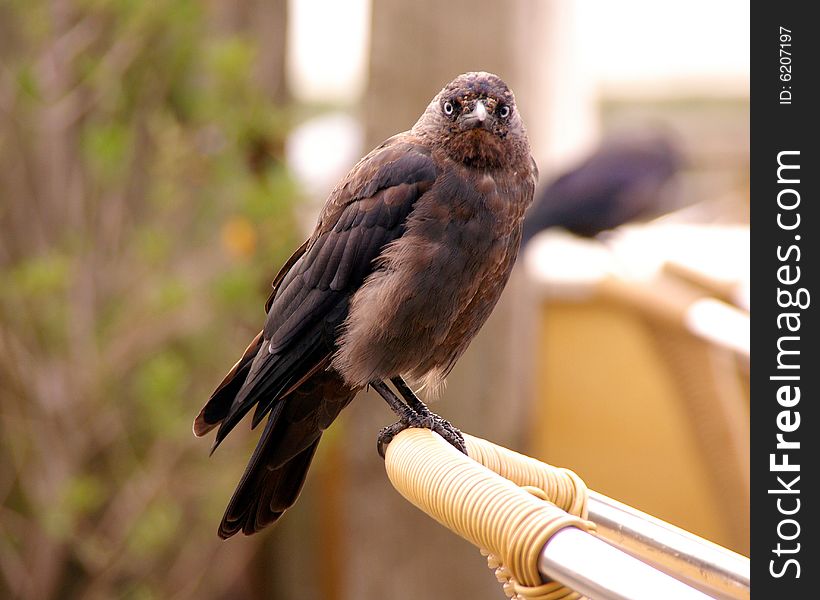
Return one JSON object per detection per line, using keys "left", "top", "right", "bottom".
{"left": 539, "top": 527, "right": 715, "bottom": 600}
{"left": 587, "top": 491, "right": 750, "bottom": 600}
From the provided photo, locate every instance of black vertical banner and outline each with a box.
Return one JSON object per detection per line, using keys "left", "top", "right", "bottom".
{"left": 751, "top": 2, "right": 817, "bottom": 596}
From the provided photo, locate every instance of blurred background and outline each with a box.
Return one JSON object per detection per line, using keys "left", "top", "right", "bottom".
{"left": 0, "top": 1, "right": 749, "bottom": 598}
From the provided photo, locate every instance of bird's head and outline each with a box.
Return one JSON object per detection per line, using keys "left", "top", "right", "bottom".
{"left": 414, "top": 72, "right": 530, "bottom": 170}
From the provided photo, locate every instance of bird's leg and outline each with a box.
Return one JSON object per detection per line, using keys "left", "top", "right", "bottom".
{"left": 390, "top": 376, "right": 438, "bottom": 414}
{"left": 389, "top": 376, "right": 467, "bottom": 455}
{"left": 371, "top": 380, "right": 432, "bottom": 458}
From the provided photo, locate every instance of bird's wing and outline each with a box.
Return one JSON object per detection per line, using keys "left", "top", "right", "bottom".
{"left": 265, "top": 239, "right": 310, "bottom": 313}
{"left": 200, "top": 137, "right": 438, "bottom": 451}
{"left": 193, "top": 240, "right": 309, "bottom": 438}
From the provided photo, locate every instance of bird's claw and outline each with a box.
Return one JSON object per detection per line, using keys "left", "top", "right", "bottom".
{"left": 377, "top": 421, "right": 404, "bottom": 458}
{"left": 377, "top": 411, "right": 467, "bottom": 458}
{"left": 430, "top": 415, "right": 467, "bottom": 454}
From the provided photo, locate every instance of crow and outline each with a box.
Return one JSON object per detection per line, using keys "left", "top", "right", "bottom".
{"left": 521, "top": 133, "right": 681, "bottom": 244}
{"left": 194, "top": 72, "right": 537, "bottom": 538}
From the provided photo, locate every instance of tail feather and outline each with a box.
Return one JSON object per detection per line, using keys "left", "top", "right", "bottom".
{"left": 219, "top": 433, "right": 321, "bottom": 538}
{"left": 198, "top": 329, "right": 356, "bottom": 538}
{"left": 218, "top": 370, "right": 356, "bottom": 538}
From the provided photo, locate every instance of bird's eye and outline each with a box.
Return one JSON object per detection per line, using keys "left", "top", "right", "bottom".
{"left": 443, "top": 101, "right": 455, "bottom": 116}
{"left": 497, "top": 104, "right": 511, "bottom": 119}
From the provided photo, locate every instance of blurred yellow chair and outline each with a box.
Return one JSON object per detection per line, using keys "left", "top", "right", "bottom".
{"left": 524, "top": 226, "right": 749, "bottom": 555}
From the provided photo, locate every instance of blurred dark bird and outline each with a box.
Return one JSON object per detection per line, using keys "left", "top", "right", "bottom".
{"left": 521, "top": 133, "right": 682, "bottom": 244}
{"left": 194, "top": 72, "right": 537, "bottom": 538}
